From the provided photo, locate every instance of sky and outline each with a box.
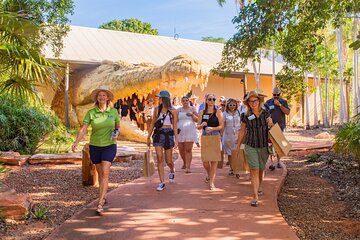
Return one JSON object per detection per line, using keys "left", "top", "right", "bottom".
{"left": 69, "top": 0, "right": 239, "bottom": 41}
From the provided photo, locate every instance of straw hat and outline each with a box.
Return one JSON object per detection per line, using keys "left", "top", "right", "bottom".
{"left": 244, "top": 89, "right": 266, "bottom": 105}
{"left": 90, "top": 85, "right": 114, "bottom": 102}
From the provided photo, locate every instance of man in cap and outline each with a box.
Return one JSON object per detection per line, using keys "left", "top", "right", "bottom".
{"left": 265, "top": 86, "right": 290, "bottom": 169}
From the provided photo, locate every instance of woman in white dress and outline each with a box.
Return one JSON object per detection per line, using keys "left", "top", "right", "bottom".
{"left": 222, "top": 98, "right": 241, "bottom": 177}
{"left": 177, "top": 96, "right": 198, "bottom": 173}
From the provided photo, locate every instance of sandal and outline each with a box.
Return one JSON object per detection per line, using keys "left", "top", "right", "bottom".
{"left": 185, "top": 169, "right": 192, "bottom": 174}
{"left": 181, "top": 165, "right": 186, "bottom": 169}
{"left": 250, "top": 200, "right": 258, "bottom": 207}
{"left": 258, "top": 191, "right": 264, "bottom": 196}
{"left": 235, "top": 174, "right": 240, "bottom": 179}
{"left": 228, "top": 170, "right": 234, "bottom": 176}
{"left": 96, "top": 204, "right": 104, "bottom": 214}
{"left": 209, "top": 183, "right": 216, "bottom": 190}
{"left": 269, "top": 165, "right": 276, "bottom": 171}
{"left": 277, "top": 163, "right": 282, "bottom": 168}
{"left": 204, "top": 177, "right": 210, "bottom": 183}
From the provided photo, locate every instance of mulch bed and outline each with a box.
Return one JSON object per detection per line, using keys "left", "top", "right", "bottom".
{"left": 278, "top": 150, "right": 360, "bottom": 240}
{"left": 0, "top": 160, "right": 143, "bottom": 240}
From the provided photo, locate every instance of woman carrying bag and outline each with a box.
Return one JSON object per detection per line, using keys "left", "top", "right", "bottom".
{"left": 147, "top": 90, "right": 178, "bottom": 191}
{"left": 197, "top": 94, "right": 224, "bottom": 190}
{"left": 235, "top": 90, "right": 273, "bottom": 207}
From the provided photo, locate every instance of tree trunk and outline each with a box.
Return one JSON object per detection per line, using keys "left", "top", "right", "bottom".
{"left": 336, "top": 26, "right": 347, "bottom": 123}
{"left": 305, "top": 71, "right": 310, "bottom": 129}
{"left": 313, "top": 71, "right": 318, "bottom": 128}
{"left": 252, "top": 60, "right": 261, "bottom": 89}
{"left": 331, "top": 78, "right": 336, "bottom": 126}
{"left": 318, "top": 74, "right": 325, "bottom": 127}
{"left": 354, "top": 16, "right": 359, "bottom": 116}
{"left": 272, "top": 39, "right": 276, "bottom": 89}
{"left": 324, "top": 38, "right": 330, "bottom": 127}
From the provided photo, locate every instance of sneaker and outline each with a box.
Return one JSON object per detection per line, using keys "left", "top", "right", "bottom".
{"left": 156, "top": 183, "right": 166, "bottom": 191}
{"left": 169, "top": 172, "right": 175, "bottom": 182}
{"left": 277, "top": 163, "right": 282, "bottom": 168}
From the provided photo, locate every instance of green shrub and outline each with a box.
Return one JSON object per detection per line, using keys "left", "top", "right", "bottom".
{"left": 0, "top": 94, "right": 58, "bottom": 154}
{"left": 333, "top": 113, "right": 360, "bottom": 169}
{"left": 37, "top": 125, "right": 75, "bottom": 154}
{"left": 31, "top": 204, "right": 49, "bottom": 220}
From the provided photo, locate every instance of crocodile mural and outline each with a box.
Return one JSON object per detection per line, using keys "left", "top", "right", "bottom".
{"left": 51, "top": 54, "right": 210, "bottom": 142}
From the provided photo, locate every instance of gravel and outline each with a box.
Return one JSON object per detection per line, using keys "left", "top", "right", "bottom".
{"left": 0, "top": 159, "right": 143, "bottom": 240}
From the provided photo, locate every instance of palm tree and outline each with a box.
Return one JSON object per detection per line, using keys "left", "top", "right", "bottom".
{"left": 0, "top": 1, "right": 61, "bottom": 99}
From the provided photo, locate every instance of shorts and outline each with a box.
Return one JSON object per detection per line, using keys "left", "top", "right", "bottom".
{"left": 244, "top": 145, "right": 269, "bottom": 170}
{"left": 152, "top": 128, "right": 175, "bottom": 150}
{"left": 89, "top": 144, "right": 117, "bottom": 164}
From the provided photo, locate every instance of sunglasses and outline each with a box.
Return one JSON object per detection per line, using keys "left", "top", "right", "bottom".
{"left": 207, "top": 98, "right": 216, "bottom": 102}
{"left": 228, "top": 104, "right": 237, "bottom": 107}
{"left": 273, "top": 94, "right": 280, "bottom": 96}
{"left": 248, "top": 99, "right": 259, "bottom": 103}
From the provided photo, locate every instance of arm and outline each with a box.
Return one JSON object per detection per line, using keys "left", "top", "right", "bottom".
{"left": 132, "top": 106, "right": 138, "bottom": 114}
{"left": 172, "top": 109, "right": 179, "bottom": 144}
{"left": 235, "top": 123, "right": 247, "bottom": 150}
{"left": 196, "top": 110, "right": 207, "bottom": 129}
{"left": 274, "top": 99, "right": 290, "bottom": 115}
{"left": 187, "top": 107, "right": 199, "bottom": 122}
{"left": 147, "top": 106, "right": 158, "bottom": 146}
{"left": 72, "top": 124, "right": 89, "bottom": 152}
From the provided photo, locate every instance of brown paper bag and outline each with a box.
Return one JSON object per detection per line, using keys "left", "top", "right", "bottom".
{"left": 143, "top": 148, "right": 155, "bottom": 177}
{"left": 201, "top": 135, "right": 221, "bottom": 162}
{"left": 231, "top": 149, "right": 250, "bottom": 173}
{"left": 269, "top": 123, "right": 292, "bottom": 158}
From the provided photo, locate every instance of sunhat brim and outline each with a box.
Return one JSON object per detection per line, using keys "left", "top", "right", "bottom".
{"left": 90, "top": 88, "right": 114, "bottom": 102}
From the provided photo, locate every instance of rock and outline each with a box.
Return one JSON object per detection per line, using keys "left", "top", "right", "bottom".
{"left": 28, "top": 153, "right": 82, "bottom": 165}
{"left": 0, "top": 155, "right": 29, "bottom": 166}
{"left": 0, "top": 188, "right": 32, "bottom": 220}
{"left": 314, "top": 132, "right": 335, "bottom": 139}
{"left": 114, "top": 155, "right": 133, "bottom": 163}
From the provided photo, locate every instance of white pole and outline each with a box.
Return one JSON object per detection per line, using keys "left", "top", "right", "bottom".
{"left": 313, "top": 71, "right": 318, "bottom": 128}
{"left": 354, "top": 17, "right": 359, "bottom": 116}
{"left": 305, "top": 71, "right": 310, "bottom": 129}
{"left": 272, "top": 39, "right": 276, "bottom": 89}
{"left": 64, "top": 62, "right": 70, "bottom": 128}
{"left": 336, "top": 26, "right": 347, "bottom": 123}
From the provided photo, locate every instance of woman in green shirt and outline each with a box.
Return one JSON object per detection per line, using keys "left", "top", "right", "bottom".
{"left": 72, "top": 86, "right": 120, "bottom": 214}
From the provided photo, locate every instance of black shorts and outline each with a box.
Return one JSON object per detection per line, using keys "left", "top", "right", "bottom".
{"left": 89, "top": 144, "right": 117, "bottom": 164}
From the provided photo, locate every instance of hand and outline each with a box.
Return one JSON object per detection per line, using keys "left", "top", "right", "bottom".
{"left": 200, "top": 122, "right": 207, "bottom": 127}
{"left": 147, "top": 137, "right": 151, "bottom": 147}
{"left": 205, "top": 127, "right": 213, "bottom": 134}
{"left": 71, "top": 143, "right": 78, "bottom": 152}
{"left": 274, "top": 99, "right": 280, "bottom": 106}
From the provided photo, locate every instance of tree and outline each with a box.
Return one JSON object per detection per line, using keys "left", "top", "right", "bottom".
{"left": 99, "top": 18, "right": 159, "bottom": 35}
{"left": 0, "top": 0, "right": 74, "bottom": 99}
{"left": 201, "top": 36, "right": 226, "bottom": 43}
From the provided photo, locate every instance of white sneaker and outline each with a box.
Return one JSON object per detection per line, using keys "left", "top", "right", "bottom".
{"left": 169, "top": 172, "right": 175, "bottom": 182}
{"left": 156, "top": 183, "right": 166, "bottom": 191}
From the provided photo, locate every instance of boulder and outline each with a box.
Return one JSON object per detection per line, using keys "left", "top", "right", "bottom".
{"left": 0, "top": 187, "right": 32, "bottom": 220}
{"left": 28, "top": 153, "right": 82, "bottom": 164}
{"left": 0, "top": 151, "right": 29, "bottom": 166}
{"left": 314, "top": 132, "right": 335, "bottom": 139}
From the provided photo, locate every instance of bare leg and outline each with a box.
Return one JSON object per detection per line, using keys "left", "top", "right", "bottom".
{"left": 250, "top": 169, "right": 260, "bottom": 201}
{"left": 209, "top": 161, "right": 218, "bottom": 188}
{"left": 184, "top": 142, "right": 193, "bottom": 172}
{"left": 203, "top": 161, "right": 210, "bottom": 179}
{"left": 164, "top": 148, "right": 175, "bottom": 173}
{"left": 178, "top": 142, "right": 186, "bottom": 169}
{"left": 95, "top": 164, "right": 103, "bottom": 202}
{"left": 258, "top": 169, "right": 264, "bottom": 192}
{"left": 155, "top": 147, "right": 165, "bottom": 182}
{"left": 99, "top": 161, "right": 111, "bottom": 204}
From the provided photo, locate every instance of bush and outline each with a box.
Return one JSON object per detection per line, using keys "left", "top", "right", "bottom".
{"left": 333, "top": 113, "right": 360, "bottom": 169}
{"left": 0, "top": 94, "right": 58, "bottom": 154}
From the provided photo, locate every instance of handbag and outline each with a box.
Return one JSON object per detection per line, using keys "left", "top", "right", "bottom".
{"left": 200, "top": 135, "right": 221, "bottom": 162}
{"left": 231, "top": 148, "right": 250, "bottom": 173}
{"left": 143, "top": 148, "right": 155, "bottom": 177}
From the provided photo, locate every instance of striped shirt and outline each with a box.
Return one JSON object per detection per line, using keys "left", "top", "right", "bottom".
{"left": 241, "top": 110, "right": 270, "bottom": 148}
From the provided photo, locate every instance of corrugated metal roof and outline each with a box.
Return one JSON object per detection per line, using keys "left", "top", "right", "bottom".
{"left": 44, "top": 25, "right": 284, "bottom": 74}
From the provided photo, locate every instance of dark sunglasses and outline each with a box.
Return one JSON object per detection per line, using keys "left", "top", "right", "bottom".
{"left": 273, "top": 94, "right": 280, "bottom": 96}
{"left": 207, "top": 98, "right": 216, "bottom": 101}
{"left": 228, "top": 104, "right": 237, "bottom": 107}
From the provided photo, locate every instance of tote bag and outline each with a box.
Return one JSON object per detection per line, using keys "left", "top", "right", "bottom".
{"left": 231, "top": 148, "right": 250, "bottom": 173}
{"left": 201, "top": 135, "right": 221, "bottom": 162}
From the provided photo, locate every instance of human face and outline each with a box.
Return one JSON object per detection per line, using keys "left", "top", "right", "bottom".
{"left": 228, "top": 102, "right": 237, "bottom": 111}
{"left": 147, "top": 100, "right": 153, "bottom": 106}
{"left": 97, "top": 91, "right": 109, "bottom": 104}
{"left": 273, "top": 93, "right": 280, "bottom": 99}
{"left": 206, "top": 95, "right": 216, "bottom": 106}
{"left": 247, "top": 96, "right": 260, "bottom": 110}
{"left": 181, "top": 97, "right": 189, "bottom": 107}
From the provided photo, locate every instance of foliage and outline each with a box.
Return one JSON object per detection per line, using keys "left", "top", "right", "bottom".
{"left": 306, "top": 153, "right": 321, "bottom": 163}
{"left": 216, "top": 0, "right": 360, "bottom": 72}
{"left": 333, "top": 113, "right": 360, "bottom": 167}
{"left": 0, "top": 94, "right": 59, "bottom": 154}
{"left": 99, "top": 18, "right": 159, "bottom": 35}
{"left": 37, "top": 125, "right": 75, "bottom": 154}
{"left": 201, "top": 36, "right": 226, "bottom": 43}
{"left": 276, "top": 65, "right": 305, "bottom": 105}
{"left": 30, "top": 204, "right": 49, "bottom": 220}
{"left": 0, "top": 0, "right": 73, "bottom": 99}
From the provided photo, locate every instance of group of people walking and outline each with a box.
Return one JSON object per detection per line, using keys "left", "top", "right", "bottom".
{"left": 72, "top": 85, "right": 290, "bottom": 214}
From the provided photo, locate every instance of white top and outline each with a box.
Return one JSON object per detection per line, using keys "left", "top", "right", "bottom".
{"left": 222, "top": 110, "right": 241, "bottom": 155}
{"left": 144, "top": 105, "right": 154, "bottom": 118}
{"left": 177, "top": 107, "right": 197, "bottom": 142}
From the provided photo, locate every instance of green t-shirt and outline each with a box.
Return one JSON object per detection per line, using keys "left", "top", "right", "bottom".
{"left": 83, "top": 107, "right": 120, "bottom": 147}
